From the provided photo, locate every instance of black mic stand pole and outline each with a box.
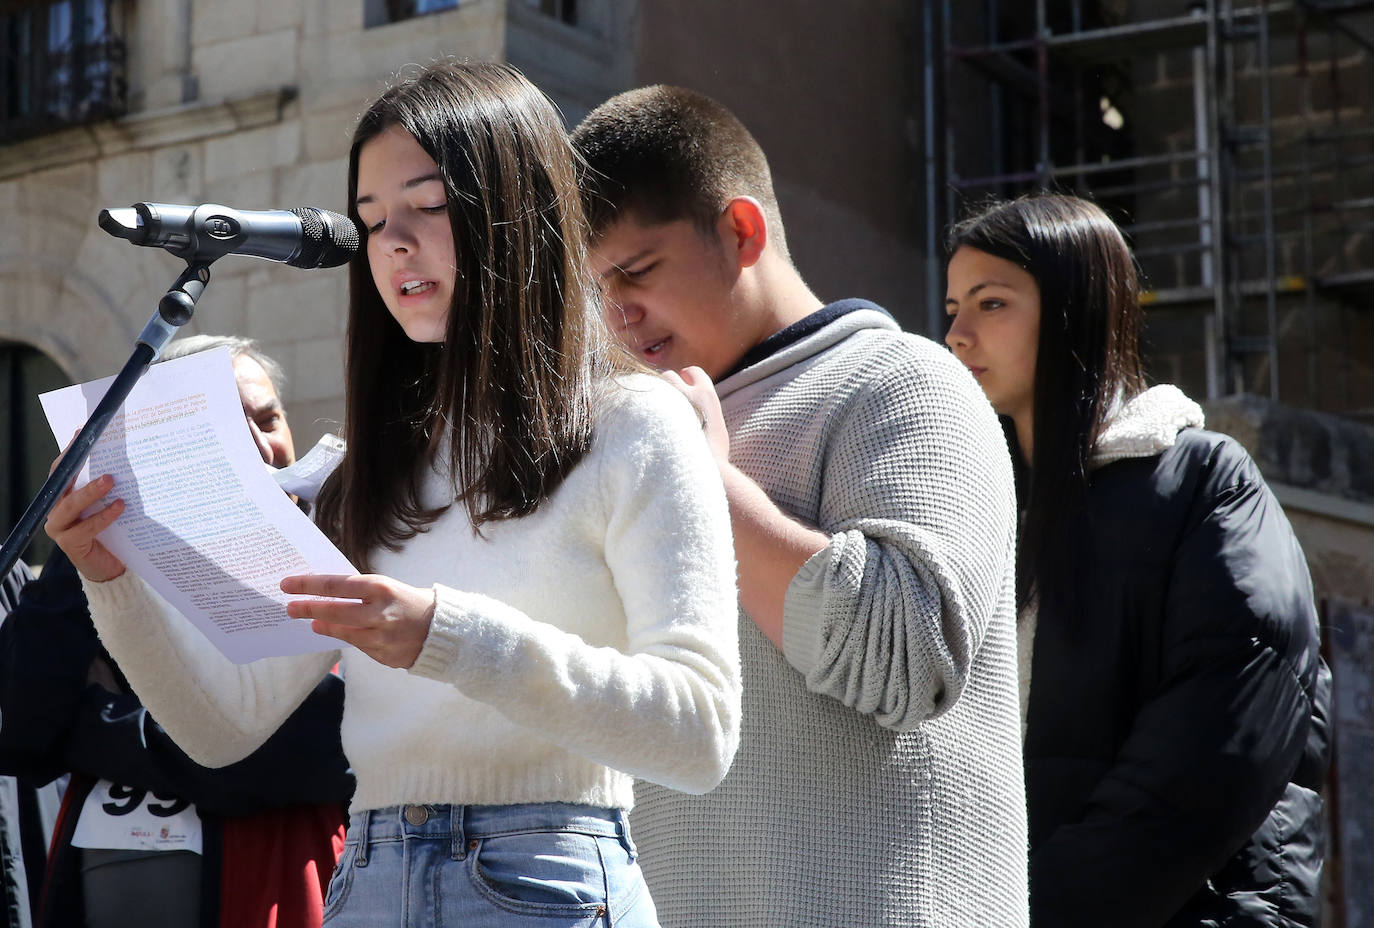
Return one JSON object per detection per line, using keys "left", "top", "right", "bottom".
{"left": 0, "top": 262, "right": 212, "bottom": 577}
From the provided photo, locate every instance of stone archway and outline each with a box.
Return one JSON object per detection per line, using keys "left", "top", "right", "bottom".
{"left": 0, "top": 246, "right": 143, "bottom": 565}
{"left": 0, "top": 252, "right": 142, "bottom": 382}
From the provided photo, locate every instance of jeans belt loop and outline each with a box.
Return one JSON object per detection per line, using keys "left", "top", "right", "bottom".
{"left": 450, "top": 804, "right": 467, "bottom": 861}
{"left": 616, "top": 808, "right": 637, "bottom": 858}
{"left": 355, "top": 808, "right": 372, "bottom": 867}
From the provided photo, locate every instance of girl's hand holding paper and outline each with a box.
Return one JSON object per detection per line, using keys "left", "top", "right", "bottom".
{"left": 281, "top": 572, "right": 434, "bottom": 669}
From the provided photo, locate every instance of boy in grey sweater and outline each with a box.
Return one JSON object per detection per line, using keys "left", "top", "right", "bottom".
{"left": 573, "top": 86, "right": 1027, "bottom": 927}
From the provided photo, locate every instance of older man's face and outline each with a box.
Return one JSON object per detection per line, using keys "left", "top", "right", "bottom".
{"left": 232, "top": 355, "right": 295, "bottom": 469}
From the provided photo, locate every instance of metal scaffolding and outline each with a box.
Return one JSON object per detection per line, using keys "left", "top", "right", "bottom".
{"left": 926, "top": 0, "right": 1374, "bottom": 407}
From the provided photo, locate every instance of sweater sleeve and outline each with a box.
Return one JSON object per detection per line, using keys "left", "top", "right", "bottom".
{"left": 1029, "top": 449, "right": 1323, "bottom": 926}
{"left": 780, "top": 346, "right": 1017, "bottom": 730}
{"left": 82, "top": 571, "right": 340, "bottom": 768}
{"left": 408, "top": 379, "right": 741, "bottom": 795}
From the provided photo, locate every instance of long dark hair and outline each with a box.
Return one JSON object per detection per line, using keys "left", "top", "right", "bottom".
{"left": 316, "top": 61, "right": 634, "bottom": 570}
{"left": 945, "top": 194, "right": 1146, "bottom": 609}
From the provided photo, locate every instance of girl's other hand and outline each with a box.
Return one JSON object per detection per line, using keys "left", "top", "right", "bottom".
{"left": 44, "top": 469, "right": 128, "bottom": 583}
{"left": 281, "top": 573, "right": 436, "bottom": 669}
{"left": 663, "top": 366, "right": 730, "bottom": 464}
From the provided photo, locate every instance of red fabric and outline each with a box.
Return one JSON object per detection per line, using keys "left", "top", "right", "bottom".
{"left": 217, "top": 804, "right": 348, "bottom": 928}
{"left": 37, "top": 774, "right": 92, "bottom": 928}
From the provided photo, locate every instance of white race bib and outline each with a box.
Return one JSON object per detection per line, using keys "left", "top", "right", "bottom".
{"left": 71, "top": 779, "right": 203, "bottom": 854}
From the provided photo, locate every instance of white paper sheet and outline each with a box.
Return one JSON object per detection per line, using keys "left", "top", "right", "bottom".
{"left": 39, "top": 348, "right": 354, "bottom": 663}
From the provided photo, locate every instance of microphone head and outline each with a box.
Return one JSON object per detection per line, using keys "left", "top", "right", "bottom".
{"left": 289, "top": 207, "right": 361, "bottom": 269}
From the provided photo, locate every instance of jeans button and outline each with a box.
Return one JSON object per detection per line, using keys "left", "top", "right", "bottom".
{"left": 404, "top": 804, "right": 429, "bottom": 826}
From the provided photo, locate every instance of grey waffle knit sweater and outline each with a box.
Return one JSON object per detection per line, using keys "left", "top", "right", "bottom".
{"left": 632, "top": 304, "right": 1028, "bottom": 927}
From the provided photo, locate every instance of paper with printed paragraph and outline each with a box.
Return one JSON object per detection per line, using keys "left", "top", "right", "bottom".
{"left": 39, "top": 348, "right": 353, "bottom": 663}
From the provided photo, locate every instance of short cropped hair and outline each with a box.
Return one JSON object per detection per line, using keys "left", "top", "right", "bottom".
{"left": 572, "top": 85, "right": 790, "bottom": 260}
{"left": 160, "top": 334, "right": 287, "bottom": 400}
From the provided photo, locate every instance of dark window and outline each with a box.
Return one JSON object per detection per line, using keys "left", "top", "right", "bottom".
{"left": 364, "top": 0, "right": 459, "bottom": 28}
{"left": 0, "top": 341, "right": 71, "bottom": 567}
{"left": 0, "top": 0, "right": 126, "bottom": 144}
{"left": 522, "top": 0, "right": 575, "bottom": 26}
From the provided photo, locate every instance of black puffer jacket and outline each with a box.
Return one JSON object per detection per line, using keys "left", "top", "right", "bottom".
{"left": 1025, "top": 421, "right": 1330, "bottom": 927}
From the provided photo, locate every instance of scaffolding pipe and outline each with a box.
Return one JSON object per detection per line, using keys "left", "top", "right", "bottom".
{"left": 1259, "top": 0, "right": 1282, "bottom": 401}
{"left": 951, "top": 169, "right": 1050, "bottom": 189}
{"left": 942, "top": 2, "right": 1319, "bottom": 60}
{"left": 1299, "top": 9, "right": 1320, "bottom": 405}
{"left": 942, "top": 0, "right": 957, "bottom": 230}
{"left": 1093, "top": 176, "right": 1209, "bottom": 199}
{"left": 1206, "top": 0, "right": 1229, "bottom": 398}
{"left": 1224, "top": 0, "right": 1246, "bottom": 395}
{"left": 1056, "top": 149, "right": 1210, "bottom": 176}
{"left": 1194, "top": 9, "right": 1215, "bottom": 289}
{"left": 1037, "top": 0, "right": 1051, "bottom": 187}
{"left": 987, "top": 0, "right": 1006, "bottom": 193}
{"left": 1072, "top": 0, "right": 1087, "bottom": 195}
{"left": 924, "top": 0, "right": 943, "bottom": 339}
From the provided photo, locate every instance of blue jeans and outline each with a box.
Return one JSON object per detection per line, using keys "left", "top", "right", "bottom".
{"left": 321, "top": 803, "right": 659, "bottom": 927}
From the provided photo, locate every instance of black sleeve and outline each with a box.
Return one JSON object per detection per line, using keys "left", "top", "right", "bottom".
{"left": 0, "top": 560, "right": 34, "bottom": 617}
{"left": 1030, "top": 451, "right": 1322, "bottom": 926}
{"left": 64, "top": 673, "right": 353, "bottom": 817}
{"left": 0, "top": 552, "right": 103, "bottom": 782}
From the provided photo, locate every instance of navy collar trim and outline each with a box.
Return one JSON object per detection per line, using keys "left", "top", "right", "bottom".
{"left": 719, "top": 299, "right": 891, "bottom": 381}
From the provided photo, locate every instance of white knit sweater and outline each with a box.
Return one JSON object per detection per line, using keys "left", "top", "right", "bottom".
{"left": 632, "top": 306, "right": 1029, "bottom": 927}
{"left": 82, "top": 374, "right": 741, "bottom": 814}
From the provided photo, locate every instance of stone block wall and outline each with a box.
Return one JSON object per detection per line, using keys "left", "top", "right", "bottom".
{"left": 0, "top": 0, "right": 509, "bottom": 452}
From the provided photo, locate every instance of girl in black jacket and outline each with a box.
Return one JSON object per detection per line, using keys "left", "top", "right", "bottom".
{"left": 943, "top": 194, "right": 1330, "bottom": 927}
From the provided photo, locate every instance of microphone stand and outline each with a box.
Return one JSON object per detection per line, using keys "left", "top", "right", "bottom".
{"left": 0, "top": 262, "right": 212, "bottom": 577}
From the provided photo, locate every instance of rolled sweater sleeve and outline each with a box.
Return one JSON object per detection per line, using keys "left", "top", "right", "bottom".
{"left": 82, "top": 571, "right": 339, "bottom": 768}
{"left": 408, "top": 379, "right": 741, "bottom": 795}
{"left": 780, "top": 348, "right": 1017, "bottom": 730}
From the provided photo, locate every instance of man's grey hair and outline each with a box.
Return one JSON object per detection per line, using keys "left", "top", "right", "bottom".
{"left": 159, "top": 334, "right": 287, "bottom": 399}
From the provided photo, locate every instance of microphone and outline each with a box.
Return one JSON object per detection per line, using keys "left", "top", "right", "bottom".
{"left": 98, "top": 202, "right": 361, "bottom": 269}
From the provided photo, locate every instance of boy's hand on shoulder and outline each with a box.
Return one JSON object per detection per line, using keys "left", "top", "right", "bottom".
{"left": 663, "top": 367, "right": 730, "bottom": 464}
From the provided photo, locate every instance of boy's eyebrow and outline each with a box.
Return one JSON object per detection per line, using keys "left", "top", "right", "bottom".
{"left": 600, "top": 247, "right": 654, "bottom": 279}
{"left": 355, "top": 172, "right": 445, "bottom": 206}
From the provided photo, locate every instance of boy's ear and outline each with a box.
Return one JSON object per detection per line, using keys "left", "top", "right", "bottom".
{"left": 718, "top": 197, "right": 768, "bottom": 269}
